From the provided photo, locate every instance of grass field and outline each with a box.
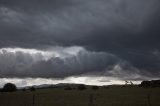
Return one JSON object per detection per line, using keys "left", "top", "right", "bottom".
{"left": 0, "top": 86, "right": 160, "bottom": 106}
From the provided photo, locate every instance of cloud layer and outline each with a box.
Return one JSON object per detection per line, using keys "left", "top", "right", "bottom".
{"left": 0, "top": 46, "right": 158, "bottom": 80}
{"left": 0, "top": 0, "right": 160, "bottom": 80}
{"left": 0, "top": 0, "right": 159, "bottom": 48}
{"left": 0, "top": 46, "right": 119, "bottom": 78}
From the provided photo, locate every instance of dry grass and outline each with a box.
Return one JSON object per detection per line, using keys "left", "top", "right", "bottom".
{"left": 0, "top": 86, "right": 160, "bottom": 106}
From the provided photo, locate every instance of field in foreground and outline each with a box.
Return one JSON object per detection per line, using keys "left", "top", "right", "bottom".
{"left": 0, "top": 86, "right": 160, "bottom": 106}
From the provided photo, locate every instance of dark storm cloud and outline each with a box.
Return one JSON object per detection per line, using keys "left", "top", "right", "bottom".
{"left": 0, "top": 0, "right": 159, "bottom": 48}
{"left": 0, "top": 47, "right": 121, "bottom": 78}
{"left": 0, "top": 47, "right": 157, "bottom": 80}
{"left": 0, "top": 0, "right": 160, "bottom": 79}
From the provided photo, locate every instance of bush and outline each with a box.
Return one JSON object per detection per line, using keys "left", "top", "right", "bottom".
{"left": 78, "top": 84, "right": 86, "bottom": 90}
{"left": 64, "top": 87, "right": 72, "bottom": 90}
{"left": 30, "top": 87, "right": 36, "bottom": 91}
{"left": 2, "top": 83, "right": 17, "bottom": 92}
{"left": 22, "top": 88, "right": 26, "bottom": 91}
{"left": 103, "top": 86, "right": 110, "bottom": 89}
{"left": 140, "top": 81, "right": 151, "bottom": 88}
{"left": 92, "top": 86, "right": 99, "bottom": 90}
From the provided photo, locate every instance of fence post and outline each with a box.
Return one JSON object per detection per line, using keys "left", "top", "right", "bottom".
{"left": 147, "top": 94, "right": 151, "bottom": 106}
{"left": 88, "top": 94, "right": 94, "bottom": 106}
{"left": 32, "top": 94, "right": 35, "bottom": 106}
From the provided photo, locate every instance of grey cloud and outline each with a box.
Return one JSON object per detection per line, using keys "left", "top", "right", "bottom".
{"left": 26, "top": 50, "right": 119, "bottom": 78}
{"left": 0, "top": 0, "right": 159, "bottom": 48}
{"left": 0, "top": 47, "right": 159, "bottom": 80}
{"left": 0, "top": 47, "right": 120, "bottom": 78}
{"left": 0, "top": 0, "right": 160, "bottom": 80}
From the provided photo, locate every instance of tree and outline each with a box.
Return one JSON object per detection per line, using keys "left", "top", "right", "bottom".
{"left": 2, "top": 83, "right": 17, "bottom": 92}
{"left": 140, "top": 81, "right": 151, "bottom": 88}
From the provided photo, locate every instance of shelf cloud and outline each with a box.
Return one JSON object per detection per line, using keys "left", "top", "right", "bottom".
{"left": 0, "top": 46, "right": 119, "bottom": 78}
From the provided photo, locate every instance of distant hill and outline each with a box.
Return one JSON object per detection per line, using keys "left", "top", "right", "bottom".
{"left": 18, "top": 83, "right": 88, "bottom": 90}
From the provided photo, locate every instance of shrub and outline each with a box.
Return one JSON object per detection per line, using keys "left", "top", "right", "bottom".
{"left": 92, "top": 86, "right": 99, "bottom": 90}
{"left": 22, "top": 88, "right": 26, "bottom": 91}
{"left": 2, "top": 83, "right": 17, "bottom": 92}
{"left": 64, "top": 87, "right": 72, "bottom": 90}
{"left": 104, "top": 86, "right": 110, "bottom": 89}
{"left": 78, "top": 84, "right": 86, "bottom": 90}
{"left": 140, "top": 81, "right": 151, "bottom": 88}
{"left": 30, "top": 87, "right": 36, "bottom": 91}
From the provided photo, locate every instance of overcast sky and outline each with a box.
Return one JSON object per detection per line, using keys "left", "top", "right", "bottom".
{"left": 0, "top": 0, "right": 160, "bottom": 86}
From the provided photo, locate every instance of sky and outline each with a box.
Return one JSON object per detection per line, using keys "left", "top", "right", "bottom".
{"left": 0, "top": 0, "right": 160, "bottom": 87}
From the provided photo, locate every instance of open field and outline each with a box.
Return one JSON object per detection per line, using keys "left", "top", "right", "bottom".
{"left": 0, "top": 86, "right": 160, "bottom": 106}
